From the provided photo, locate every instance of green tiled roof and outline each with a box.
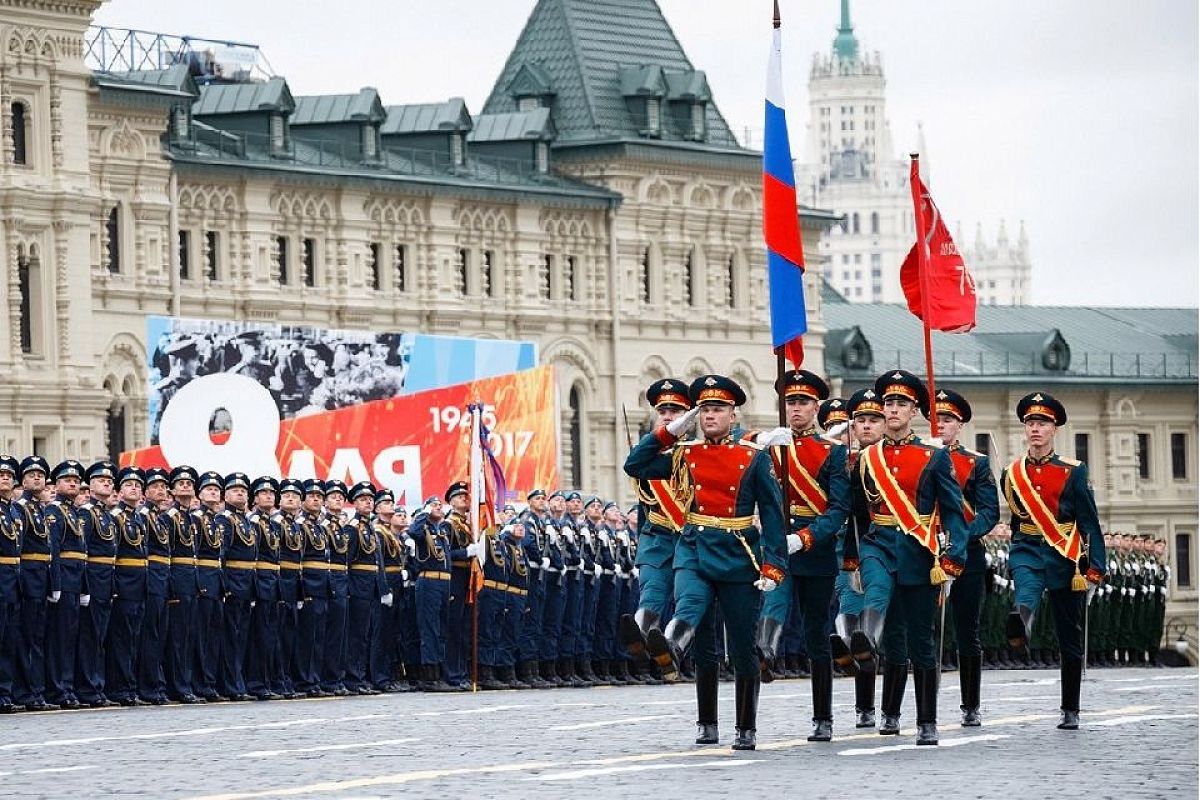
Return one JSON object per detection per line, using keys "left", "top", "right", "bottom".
{"left": 482, "top": 0, "right": 742, "bottom": 149}
{"left": 469, "top": 108, "right": 554, "bottom": 142}
{"left": 192, "top": 76, "right": 295, "bottom": 116}
{"left": 292, "top": 87, "right": 385, "bottom": 125}
{"left": 382, "top": 99, "right": 472, "bottom": 135}
{"left": 93, "top": 64, "right": 199, "bottom": 99}
{"left": 823, "top": 298, "right": 1199, "bottom": 383}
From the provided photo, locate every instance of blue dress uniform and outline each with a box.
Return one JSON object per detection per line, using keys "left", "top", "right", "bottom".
{"left": 295, "top": 480, "right": 331, "bottom": 696}
{"left": 164, "top": 466, "right": 201, "bottom": 703}
{"left": 216, "top": 472, "right": 257, "bottom": 700}
{"left": 621, "top": 379, "right": 691, "bottom": 663}
{"left": 75, "top": 461, "right": 117, "bottom": 707}
{"left": 614, "top": 518, "right": 643, "bottom": 682}
{"left": 444, "top": 482, "right": 472, "bottom": 690}
{"left": 516, "top": 493, "right": 549, "bottom": 688}
{"left": 538, "top": 499, "right": 568, "bottom": 686}
{"left": 593, "top": 517, "right": 622, "bottom": 684}
{"left": 576, "top": 504, "right": 602, "bottom": 683}
{"left": 245, "top": 477, "right": 283, "bottom": 701}
{"left": 193, "top": 471, "right": 225, "bottom": 701}
{"left": 0, "top": 455, "right": 22, "bottom": 713}
{"left": 410, "top": 500, "right": 455, "bottom": 691}
{"left": 757, "top": 370, "right": 852, "bottom": 743}
{"left": 476, "top": 530, "right": 513, "bottom": 690}
{"left": 851, "top": 371, "right": 969, "bottom": 746}
{"left": 322, "top": 481, "right": 351, "bottom": 695}
{"left": 344, "top": 482, "right": 388, "bottom": 694}
{"left": 107, "top": 467, "right": 149, "bottom": 706}
{"left": 499, "top": 525, "right": 529, "bottom": 687}
{"left": 275, "top": 479, "right": 305, "bottom": 698}
{"left": 626, "top": 375, "right": 788, "bottom": 751}
{"left": 930, "top": 389, "right": 1000, "bottom": 727}
{"left": 372, "top": 496, "right": 411, "bottom": 692}
{"left": 556, "top": 502, "right": 589, "bottom": 687}
{"left": 1000, "top": 392, "right": 1105, "bottom": 730}
{"left": 44, "top": 460, "right": 88, "bottom": 708}
{"left": 137, "top": 468, "right": 173, "bottom": 705}
{"left": 12, "top": 456, "right": 57, "bottom": 710}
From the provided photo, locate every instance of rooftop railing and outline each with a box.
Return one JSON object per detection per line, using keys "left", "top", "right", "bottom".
{"left": 85, "top": 26, "right": 274, "bottom": 84}
{"left": 834, "top": 350, "right": 1198, "bottom": 380}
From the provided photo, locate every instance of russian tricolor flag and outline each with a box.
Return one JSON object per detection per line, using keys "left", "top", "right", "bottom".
{"left": 763, "top": 7, "right": 806, "bottom": 368}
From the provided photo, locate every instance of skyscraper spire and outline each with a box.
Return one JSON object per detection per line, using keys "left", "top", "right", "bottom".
{"left": 833, "top": 0, "right": 859, "bottom": 62}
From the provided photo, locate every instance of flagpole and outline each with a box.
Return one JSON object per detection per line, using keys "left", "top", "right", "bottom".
{"left": 909, "top": 153, "right": 938, "bottom": 439}
{"left": 469, "top": 402, "right": 482, "bottom": 693}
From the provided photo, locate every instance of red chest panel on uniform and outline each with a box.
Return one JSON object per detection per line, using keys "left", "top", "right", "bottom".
{"left": 1027, "top": 461, "right": 1073, "bottom": 516}
{"left": 770, "top": 436, "right": 832, "bottom": 505}
{"left": 949, "top": 450, "right": 977, "bottom": 522}
{"left": 683, "top": 442, "right": 755, "bottom": 517}
{"left": 879, "top": 443, "right": 932, "bottom": 498}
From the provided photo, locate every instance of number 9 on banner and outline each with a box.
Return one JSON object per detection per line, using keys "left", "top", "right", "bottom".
{"left": 158, "top": 373, "right": 282, "bottom": 477}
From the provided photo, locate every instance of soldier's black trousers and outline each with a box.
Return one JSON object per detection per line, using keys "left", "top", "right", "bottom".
{"left": 75, "top": 599, "right": 111, "bottom": 703}
{"left": 950, "top": 572, "right": 985, "bottom": 657}
{"left": 791, "top": 574, "right": 836, "bottom": 662}
{"left": 0, "top": 597, "right": 17, "bottom": 703}
{"left": 539, "top": 575, "right": 565, "bottom": 661}
{"left": 322, "top": 596, "right": 349, "bottom": 691}
{"left": 15, "top": 595, "right": 48, "bottom": 704}
{"left": 45, "top": 592, "right": 81, "bottom": 704}
{"left": 579, "top": 573, "right": 599, "bottom": 659}
{"left": 138, "top": 593, "right": 169, "bottom": 701}
{"left": 193, "top": 595, "right": 222, "bottom": 697}
{"left": 416, "top": 576, "right": 449, "bottom": 666}
{"left": 519, "top": 573, "right": 544, "bottom": 662}
{"left": 446, "top": 572, "right": 469, "bottom": 684}
{"left": 220, "top": 596, "right": 252, "bottom": 697}
{"left": 275, "top": 601, "right": 297, "bottom": 694}
{"left": 166, "top": 595, "right": 196, "bottom": 699}
{"left": 1042, "top": 588, "right": 1085, "bottom": 660}
{"left": 880, "top": 584, "right": 939, "bottom": 669}
{"left": 245, "top": 597, "right": 279, "bottom": 697}
{"left": 296, "top": 597, "right": 328, "bottom": 692}
{"left": 345, "top": 596, "right": 378, "bottom": 690}
{"left": 105, "top": 598, "right": 144, "bottom": 702}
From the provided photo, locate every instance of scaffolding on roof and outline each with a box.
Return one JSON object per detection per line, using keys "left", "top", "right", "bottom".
{"left": 84, "top": 26, "right": 275, "bottom": 84}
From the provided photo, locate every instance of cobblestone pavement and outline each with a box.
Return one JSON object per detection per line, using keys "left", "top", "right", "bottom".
{"left": 4, "top": 667, "right": 1196, "bottom": 800}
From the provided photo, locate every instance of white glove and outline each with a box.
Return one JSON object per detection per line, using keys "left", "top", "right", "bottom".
{"left": 466, "top": 542, "right": 481, "bottom": 557}
{"left": 993, "top": 574, "right": 1006, "bottom": 588}
{"left": 79, "top": 594, "right": 91, "bottom": 607}
{"left": 756, "top": 426, "right": 792, "bottom": 448}
{"left": 593, "top": 564, "right": 602, "bottom": 578}
{"left": 405, "top": 539, "right": 417, "bottom": 555}
{"left": 754, "top": 577, "right": 778, "bottom": 593}
{"left": 381, "top": 592, "right": 394, "bottom": 607}
{"left": 665, "top": 405, "right": 701, "bottom": 437}
{"left": 632, "top": 567, "right": 640, "bottom": 579}
{"left": 250, "top": 600, "right": 256, "bottom": 608}
{"left": 48, "top": 591, "right": 61, "bottom": 604}
{"left": 617, "top": 531, "right": 630, "bottom": 545}
{"left": 296, "top": 601, "right": 304, "bottom": 610}
{"left": 786, "top": 533, "right": 805, "bottom": 555}
{"left": 541, "top": 557, "right": 550, "bottom": 569}
{"left": 849, "top": 569, "right": 863, "bottom": 595}
{"left": 401, "top": 569, "right": 409, "bottom": 582}
{"left": 615, "top": 566, "right": 626, "bottom": 578}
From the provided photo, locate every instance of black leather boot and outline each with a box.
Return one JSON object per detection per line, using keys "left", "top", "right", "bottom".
{"left": 620, "top": 608, "right": 661, "bottom": 659}
{"left": 851, "top": 607, "right": 885, "bottom": 668}
{"left": 831, "top": 612, "right": 859, "bottom": 671}
{"left": 807, "top": 659, "right": 833, "bottom": 742}
{"left": 577, "top": 657, "right": 599, "bottom": 684}
{"left": 914, "top": 666, "right": 939, "bottom": 745}
{"left": 695, "top": 663, "right": 720, "bottom": 744}
{"left": 1006, "top": 604, "right": 1035, "bottom": 652}
{"left": 855, "top": 666, "right": 877, "bottom": 728}
{"left": 731, "top": 672, "right": 760, "bottom": 751}
{"left": 1058, "top": 655, "right": 1083, "bottom": 730}
{"left": 959, "top": 653, "right": 982, "bottom": 726}
{"left": 755, "top": 616, "right": 784, "bottom": 684}
{"left": 647, "top": 618, "right": 695, "bottom": 683}
{"left": 420, "top": 664, "right": 456, "bottom": 693}
{"left": 540, "top": 659, "right": 563, "bottom": 687}
{"left": 879, "top": 661, "right": 908, "bottom": 735}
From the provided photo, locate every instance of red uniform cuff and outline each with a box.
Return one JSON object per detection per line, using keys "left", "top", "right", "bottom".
{"left": 654, "top": 425, "right": 677, "bottom": 448}
{"left": 761, "top": 563, "right": 786, "bottom": 584}
{"left": 1085, "top": 567, "right": 1104, "bottom": 585}
{"left": 940, "top": 555, "right": 965, "bottom": 578}
{"left": 796, "top": 529, "right": 814, "bottom": 552}
{"left": 842, "top": 558, "right": 860, "bottom": 572}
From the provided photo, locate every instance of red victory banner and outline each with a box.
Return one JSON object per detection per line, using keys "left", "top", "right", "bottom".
{"left": 900, "top": 164, "right": 978, "bottom": 334}
{"left": 122, "top": 366, "right": 558, "bottom": 509}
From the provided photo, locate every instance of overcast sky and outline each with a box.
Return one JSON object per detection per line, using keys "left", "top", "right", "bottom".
{"left": 93, "top": 0, "right": 1198, "bottom": 308}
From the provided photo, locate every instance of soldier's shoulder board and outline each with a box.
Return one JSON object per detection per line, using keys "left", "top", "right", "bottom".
{"left": 918, "top": 437, "right": 945, "bottom": 450}
{"left": 1057, "top": 455, "right": 1083, "bottom": 467}
{"left": 959, "top": 446, "right": 984, "bottom": 459}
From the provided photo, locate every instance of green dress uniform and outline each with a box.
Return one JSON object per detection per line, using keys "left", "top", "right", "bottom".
{"left": 625, "top": 374, "right": 787, "bottom": 751}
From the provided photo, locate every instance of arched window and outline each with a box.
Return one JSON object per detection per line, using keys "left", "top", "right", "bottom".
{"left": 541, "top": 254, "right": 553, "bottom": 300}
{"left": 11, "top": 102, "right": 28, "bottom": 165}
{"left": 455, "top": 248, "right": 469, "bottom": 295}
{"left": 394, "top": 244, "right": 408, "bottom": 293}
{"left": 106, "top": 400, "right": 127, "bottom": 462}
{"left": 17, "top": 248, "right": 32, "bottom": 353}
{"left": 639, "top": 247, "right": 651, "bottom": 304}
{"left": 567, "top": 386, "right": 583, "bottom": 487}
{"left": 106, "top": 205, "right": 121, "bottom": 273}
{"left": 726, "top": 254, "right": 736, "bottom": 308}
{"left": 482, "top": 249, "right": 494, "bottom": 297}
{"left": 564, "top": 255, "right": 577, "bottom": 302}
{"left": 682, "top": 249, "right": 693, "bottom": 306}
{"left": 870, "top": 212, "right": 879, "bottom": 235}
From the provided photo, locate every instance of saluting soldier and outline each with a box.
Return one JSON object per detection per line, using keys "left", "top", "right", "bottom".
{"left": 295, "top": 479, "right": 330, "bottom": 697}
{"left": 626, "top": 374, "right": 787, "bottom": 750}
{"left": 373, "top": 489, "right": 411, "bottom": 692}
{"left": 443, "top": 481, "right": 473, "bottom": 691}
{"left": 410, "top": 495, "right": 455, "bottom": 692}
{"left": 75, "top": 461, "right": 117, "bottom": 708}
{"left": 137, "top": 468, "right": 174, "bottom": 705}
{"left": 275, "top": 478, "right": 305, "bottom": 698}
{"left": 849, "top": 371, "right": 969, "bottom": 746}
{"left": 322, "top": 480, "right": 351, "bottom": 696}
{"left": 107, "top": 466, "right": 149, "bottom": 707}
{"left": 44, "top": 460, "right": 87, "bottom": 709}
{"left": 344, "top": 482, "right": 391, "bottom": 695}
{"left": 0, "top": 455, "right": 21, "bottom": 713}
{"left": 165, "top": 466, "right": 202, "bottom": 703}
{"left": 216, "top": 472, "right": 256, "bottom": 701}
{"left": 1001, "top": 392, "right": 1105, "bottom": 730}
{"left": 193, "top": 471, "right": 225, "bottom": 701}
{"left": 756, "top": 370, "right": 852, "bottom": 743}
{"left": 245, "top": 476, "right": 282, "bottom": 701}
{"left": 517, "top": 490, "right": 551, "bottom": 689}
{"left": 930, "top": 388, "right": 1000, "bottom": 727}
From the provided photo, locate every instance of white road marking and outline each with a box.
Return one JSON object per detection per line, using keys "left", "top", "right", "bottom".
{"left": 238, "top": 739, "right": 419, "bottom": 759}
{"left": 550, "top": 714, "right": 676, "bottom": 731}
{"left": 526, "top": 759, "right": 760, "bottom": 781}
{"left": 988, "top": 679, "right": 1059, "bottom": 688}
{"left": 1087, "top": 713, "right": 1198, "bottom": 727}
{"left": 20, "top": 765, "right": 98, "bottom": 774}
{"left": 413, "top": 704, "right": 531, "bottom": 717}
{"left": 838, "top": 734, "right": 1010, "bottom": 755}
{"left": 0, "top": 717, "right": 334, "bottom": 751}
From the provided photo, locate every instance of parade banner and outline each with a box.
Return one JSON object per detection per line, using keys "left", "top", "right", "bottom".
{"left": 122, "top": 365, "right": 558, "bottom": 509}
{"left": 146, "top": 315, "right": 537, "bottom": 444}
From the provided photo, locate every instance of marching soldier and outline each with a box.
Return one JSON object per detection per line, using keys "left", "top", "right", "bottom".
{"left": 137, "top": 468, "right": 173, "bottom": 705}
{"left": 410, "top": 495, "right": 455, "bottom": 692}
{"left": 275, "top": 478, "right": 305, "bottom": 698}
{"left": 193, "top": 471, "right": 225, "bottom": 701}
{"left": 322, "top": 480, "right": 351, "bottom": 696}
{"left": 0, "top": 455, "right": 21, "bottom": 713}
{"left": 107, "top": 466, "right": 149, "bottom": 707}
{"left": 45, "top": 460, "right": 87, "bottom": 709}
{"left": 443, "top": 481, "right": 473, "bottom": 691}
{"left": 216, "top": 472, "right": 256, "bottom": 701}
{"left": 627, "top": 374, "right": 788, "bottom": 750}
{"left": 165, "top": 466, "right": 202, "bottom": 703}
{"left": 1001, "top": 392, "right": 1105, "bottom": 729}
{"left": 849, "top": 371, "right": 969, "bottom": 746}
{"left": 756, "top": 370, "right": 851, "bottom": 743}
{"left": 930, "top": 388, "right": 1000, "bottom": 726}
{"left": 295, "top": 479, "right": 330, "bottom": 697}
{"left": 344, "top": 481, "right": 390, "bottom": 695}
{"left": 517, "top": 490, "right": 551, "bottom": 689}
{"left": 76, "top": 461, "right": 117, "bottom": 708}
{"left": 245, "top": 476, "right": 282, "bottom": 701}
